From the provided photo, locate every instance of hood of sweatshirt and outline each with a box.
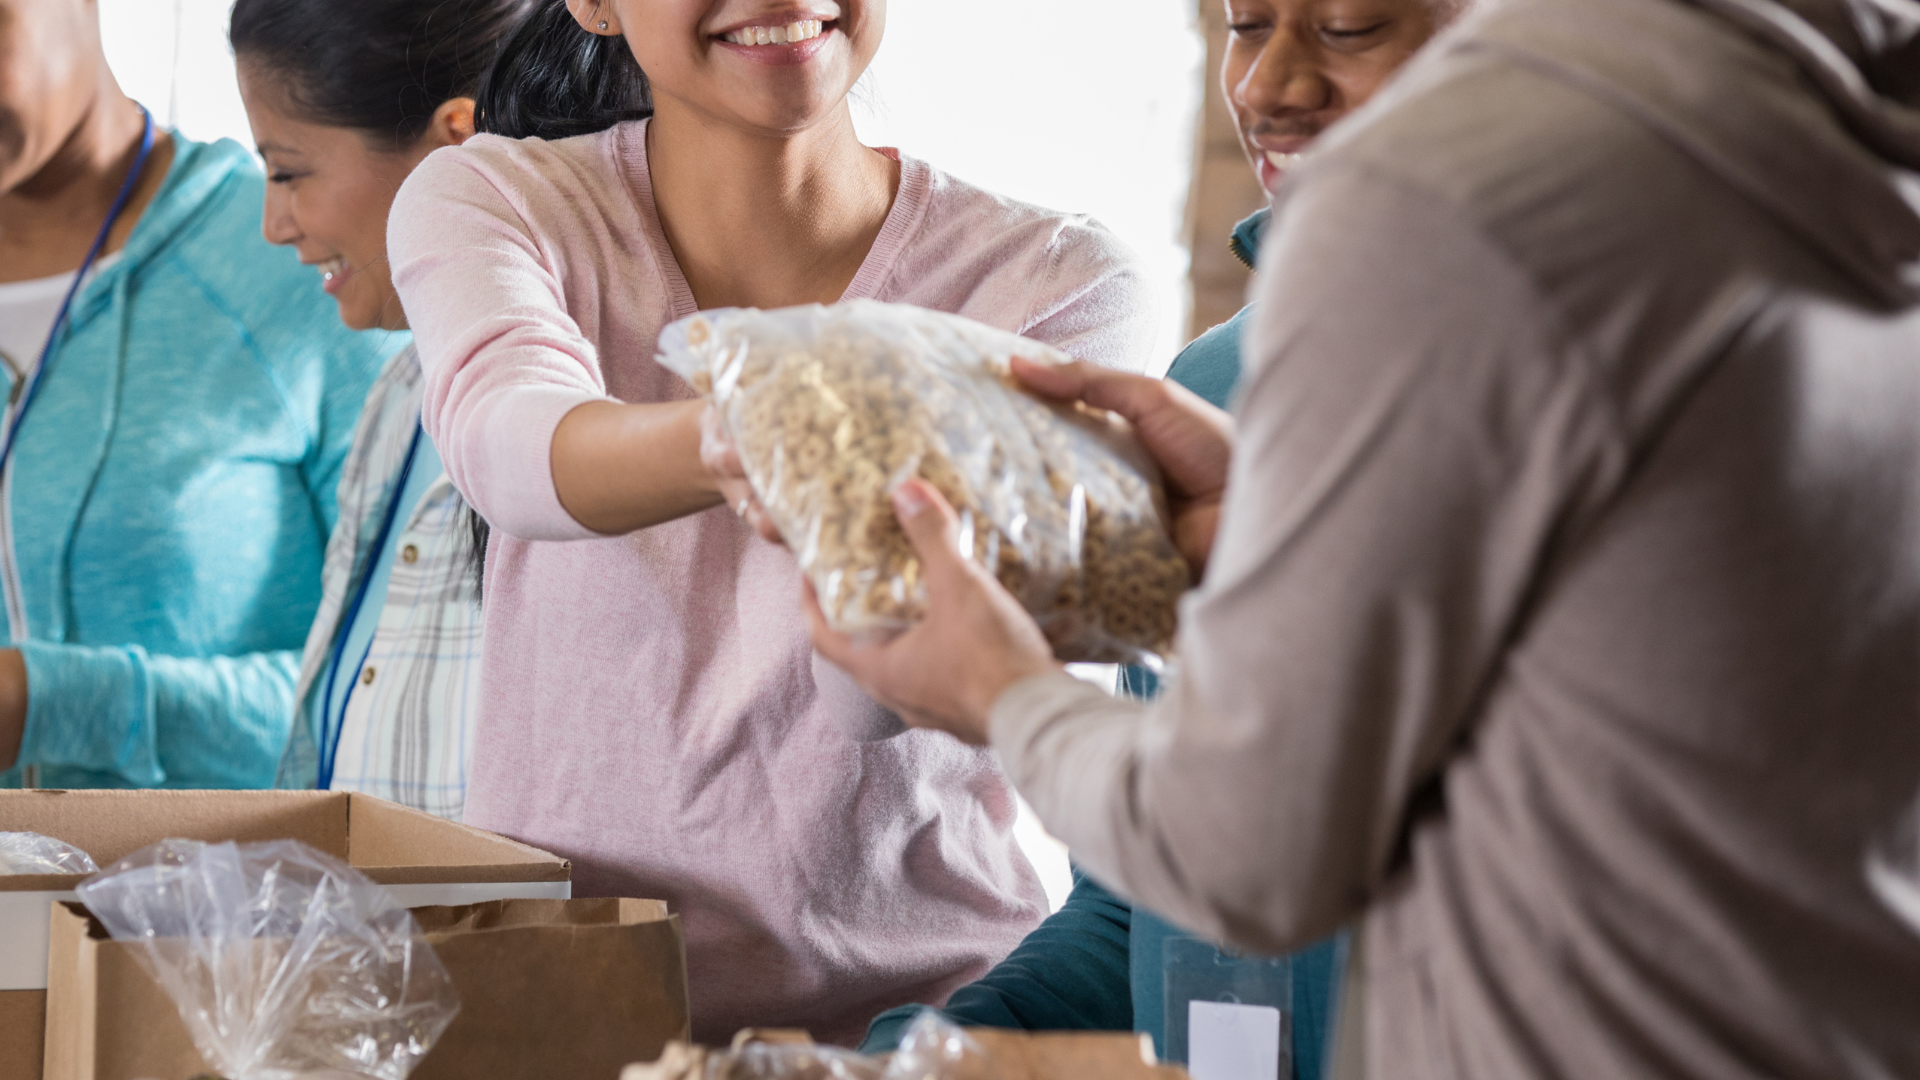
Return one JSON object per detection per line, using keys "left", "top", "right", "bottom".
{"left": 1464, "top": 0, "right": 1920, "bottom": 305}
{"left": 1696, "top": 0, "right": 1920, "bottom": 162}
{"left": 1228, "top": 208, "right": 1271, "bottom": 270}
{"left": 66, "top": 136, "right": 257, "bottom": 328}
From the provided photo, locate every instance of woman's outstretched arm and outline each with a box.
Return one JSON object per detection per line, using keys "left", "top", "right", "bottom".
{"left": 389, "top": 142, "right": 721, "bottom": 539}
{"left": 547, "top": 398, "right": 718, "bottom": 534}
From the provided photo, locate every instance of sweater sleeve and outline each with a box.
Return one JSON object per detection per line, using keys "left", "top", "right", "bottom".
{"left": 1019, "top": 222, "right": 1160, "bottom": 376}
{"left": 858, "top": 866, "right": 1134, "bottom": 1053}
{"left": 387, "top": 143, "right": 614, "bottom": 542}
{"left": 987, "top": 168, "right": 1612, "bottom": 953}
{"left": 17, "top": 643, "right": 298, "bottom": 788}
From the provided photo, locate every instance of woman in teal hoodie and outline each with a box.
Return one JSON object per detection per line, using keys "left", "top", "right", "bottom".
{"left": 0, "top": 0, "right": 393, "bottom": 789}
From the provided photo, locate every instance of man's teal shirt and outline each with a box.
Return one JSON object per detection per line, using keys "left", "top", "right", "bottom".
{"left": 1, "top": 133, "right": 399, "bottom": 790}
{"left": 1159, "top": 208, "right": 1266, "bottom": 413}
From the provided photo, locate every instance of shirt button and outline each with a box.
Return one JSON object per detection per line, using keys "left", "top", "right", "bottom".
{"left": 401, "top": 544, "right": 419, "bottom": 564}
{"left": 360, "top": 666, "right": 377, "bottom": 686}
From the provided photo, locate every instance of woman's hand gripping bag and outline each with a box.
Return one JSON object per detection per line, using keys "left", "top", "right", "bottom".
{"left": 659, "top": 299, "right": 1189, "bottom": 665}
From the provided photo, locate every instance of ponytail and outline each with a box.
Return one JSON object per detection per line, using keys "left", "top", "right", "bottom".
{"left": 475, "top": 0, "right": 652, "bottom": 139}
{"left": 461, "top": 3, "right": 652, "bottom": 591}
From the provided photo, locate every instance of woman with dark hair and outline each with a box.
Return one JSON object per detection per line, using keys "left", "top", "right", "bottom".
{"left": 387, "top": 0, "right": 1155, "bottom": 1044}
{"left": 229, "top": 0, "right": 535, "bottom": 819}
{"left": 0, "top": 0, "right": 393, "bottom": 790}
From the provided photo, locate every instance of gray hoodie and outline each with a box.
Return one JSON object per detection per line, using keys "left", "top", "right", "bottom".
{"left": 987, "top": 0, "right": 1920, "bottom": 1076}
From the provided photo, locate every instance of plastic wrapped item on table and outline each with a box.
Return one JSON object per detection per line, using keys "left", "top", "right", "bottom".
{"left": 0, "top": 830, "right": 97, "bottom": 874}
{"left": 621, "top": 1014, "right": 994, "bottom": 1080}
{"left": 623, "top": 1029, "right": 884, "bottom": 1080}
{"left": 623, "top": 1012, "right": 1191, "bottom": 1079}
{"left": 658, "top": 300, "right": 1191, "bottom": 666}
{"left": 885, "top": 1013, "right": 1000, "bottom": 1080}
{"left": 75, "top": 838, "right": 458, "bottom": 1080}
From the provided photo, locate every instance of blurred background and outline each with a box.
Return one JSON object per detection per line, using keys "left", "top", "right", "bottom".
{"left": 95, "top": 0, "right": 1268, "bottom": 909}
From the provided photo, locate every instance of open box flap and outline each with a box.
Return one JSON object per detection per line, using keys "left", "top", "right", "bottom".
{"left": 411, "top": 898, "right": 670, "bottom": 934}
{"left": 0, "top": 791, "right": 569, "bottom": 894}
{"left": 0, "top": 792, "right": 569, "bottom": 995}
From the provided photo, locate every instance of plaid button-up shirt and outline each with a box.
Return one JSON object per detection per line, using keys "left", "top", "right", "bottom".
{"left": 277, "top": 345, "right": 482, "bottom": 819}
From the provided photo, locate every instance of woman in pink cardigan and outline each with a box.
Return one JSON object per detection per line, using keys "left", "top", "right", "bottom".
{"left": 387, "top": 0, "right": 1154, "bottom": 1045}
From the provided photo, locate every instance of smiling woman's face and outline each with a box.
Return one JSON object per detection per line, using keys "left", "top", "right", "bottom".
{"left": 237, "top": 63, "right": 463, "bottom": 331}
{"left": 584, "top": 0, "right": 883, "bottom": 134}
{"left": 1222, "top": 0, "right": 1447, "bottom": 194}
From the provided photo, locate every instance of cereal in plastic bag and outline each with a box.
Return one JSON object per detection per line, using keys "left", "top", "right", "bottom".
{"left": 0, "top": 831, "right": 97, "bottom": 874}
{"left": 885, "top": 1011, "right": 996, "bottom": 1080}
{"left": 76, "top": 838, "right": 458, "bottom": 1080}
{"left": 659, "top": 300, "right": 1190, "bottom": 665}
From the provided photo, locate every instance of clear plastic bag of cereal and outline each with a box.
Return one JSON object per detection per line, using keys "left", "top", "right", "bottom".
{"left": 658, "top": 299, "right": 1188, "bottom": 664}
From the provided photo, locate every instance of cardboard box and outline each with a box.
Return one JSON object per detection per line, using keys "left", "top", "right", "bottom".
{"left": 624, "top": 1028, "right": 1192, "bottom": 1080}
{"left": 0, "top": 790, "right": 572, "bottom": 1080}
{"left": 43, "top": 897, "right": 689, "bottom": 1080}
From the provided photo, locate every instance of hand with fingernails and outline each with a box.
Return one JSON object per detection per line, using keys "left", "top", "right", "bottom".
{"left": 799, "top": 356, "right": 1235, "bottom": 745}
{"left": 699, "top": 404, "right": 783, "bottom": 541}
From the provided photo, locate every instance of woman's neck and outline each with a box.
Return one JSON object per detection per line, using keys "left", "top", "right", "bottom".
{"left": 0, "top": 79, "right": 173, "bottom": 285}
{"left": 645, "top": 99, "right": 899, "bottom": 311}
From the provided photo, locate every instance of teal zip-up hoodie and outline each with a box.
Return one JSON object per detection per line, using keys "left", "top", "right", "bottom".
{"left": 2, "top": 133, "right": 399, "bottom": 790}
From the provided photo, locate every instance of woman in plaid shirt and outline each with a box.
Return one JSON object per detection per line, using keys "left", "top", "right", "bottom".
{"left": 231, "top": 0, "right": 538, "bottom": 819}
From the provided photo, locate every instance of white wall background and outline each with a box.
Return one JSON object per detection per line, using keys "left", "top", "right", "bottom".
{"left": 99, "top": 0, "right": 254, "bottom": 149}
{"left": 852, "top": 3, "right": 1204, "bottom": 365}
{"left": 99, "top": 0, "right": 1203, "bottom": 365}
{"left": 98, "top": 0, "right": 1203, "bottom": 912}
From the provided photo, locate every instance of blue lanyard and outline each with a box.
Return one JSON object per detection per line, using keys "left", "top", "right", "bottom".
{"left": 0, "top": 106, "right": 155, "bottom": 472}
{"left": 316, "top": 422, "right": 425, "bottom": 791}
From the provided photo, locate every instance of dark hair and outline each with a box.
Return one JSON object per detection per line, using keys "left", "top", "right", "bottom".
{"left": 232, "top": 0, "right": 536, "bottom": 594}
{"left": 456, "top": 1, "right": 652, "bottom": 585}
{"left": 474, "top": 0, "right": 652, "bottom": 139}
{"left": 229, "top": 0, "right": 537, "bottom": 149}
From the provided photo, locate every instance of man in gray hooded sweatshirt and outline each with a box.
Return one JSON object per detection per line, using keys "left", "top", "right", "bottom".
{"left": 805, "top": 0, "right": 1920, "bottom": 1076}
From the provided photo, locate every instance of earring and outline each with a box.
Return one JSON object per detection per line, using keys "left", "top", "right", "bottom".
{"left": 597, "top": 19, "right": 608, "bottom": 29}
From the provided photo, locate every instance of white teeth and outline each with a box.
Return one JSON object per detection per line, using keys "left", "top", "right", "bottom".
{"left": 1265, "top": 150, "right": 1308, "bottom": 173}
{"left": 318, "top": 257, "right": 347, "bottom": 281}
{"left": 724, "top": 18, "right": 823, "bottom": 45}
